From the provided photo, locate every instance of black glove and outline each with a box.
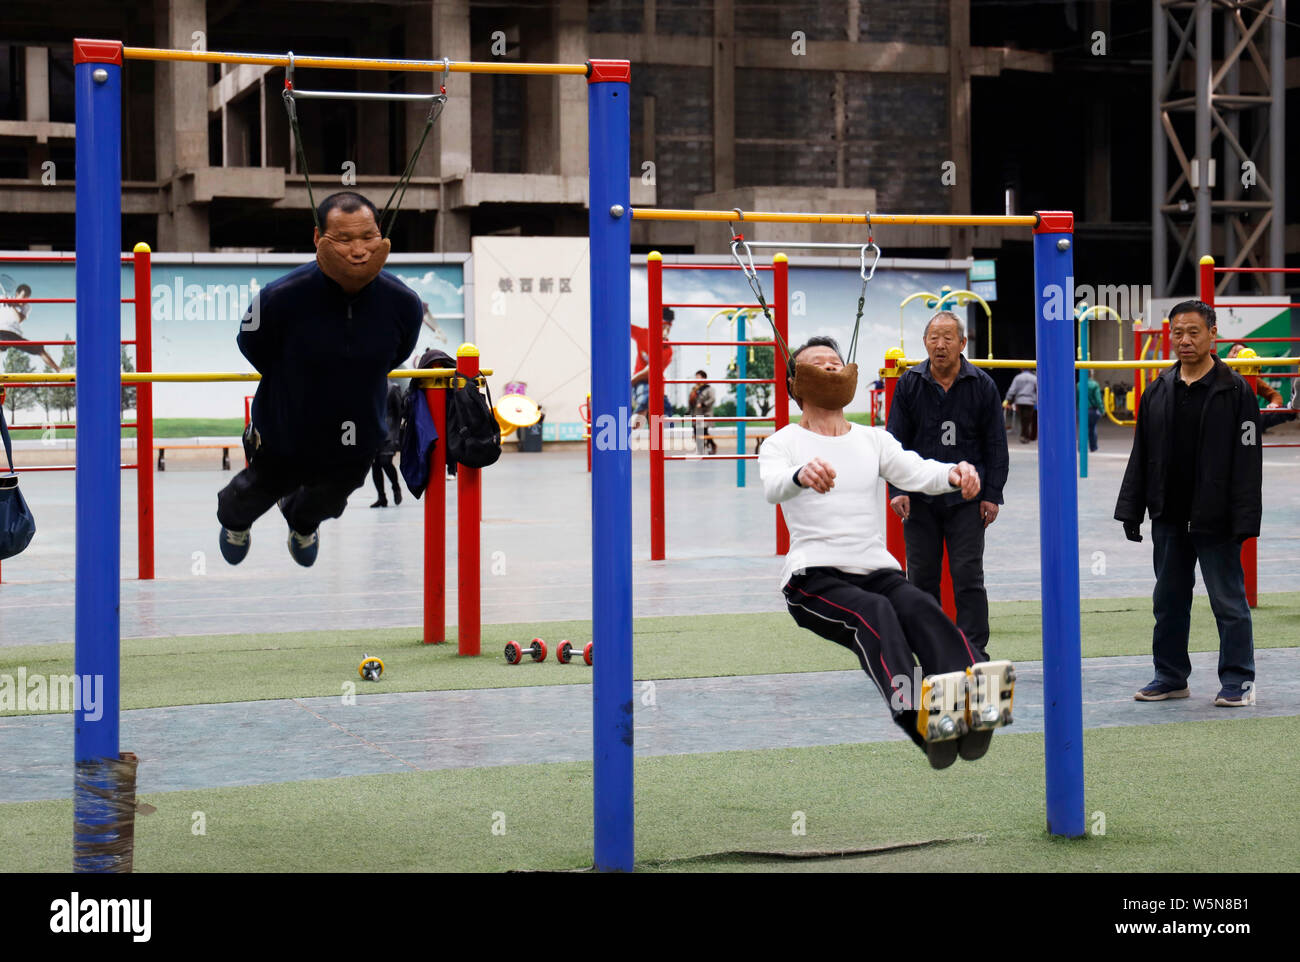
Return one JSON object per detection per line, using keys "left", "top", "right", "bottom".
{"left": 1123, "top": 522, "right": 1142, "bottom": 543}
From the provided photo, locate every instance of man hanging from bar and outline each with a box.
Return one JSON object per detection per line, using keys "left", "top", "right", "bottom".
{"left": 216, "top": 191, "right": 421, "bottom": 566}
{"left": 758, "top": 337, "right": 1016, "bottom": 769}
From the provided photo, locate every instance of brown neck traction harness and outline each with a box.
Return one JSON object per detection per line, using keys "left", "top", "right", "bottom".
{"left": 791, "top": 361, "right": 859, "bottom": 410}
{"left": 316, "top": 237, "right": 391, "bottom": 295}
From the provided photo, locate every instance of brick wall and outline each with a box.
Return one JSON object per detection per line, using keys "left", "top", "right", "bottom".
{"left": 656, "top": 0, "right": 711, "bottom": 36}
{"left": 843, "top": 73, "right": 949, "bottom": 212}
{"left": 633, "top": 65, "right": 713, "bottom": 208}
{"left": 735, "top": 69, "right": 838, "bottom": 188}
{"left": 860, "top": 0, "right": 949, "bottom": 45}
{"left": 736, "top": 0, "right": 848, "bottom": 41}
{"left": 588, "top": 0, "right": 643, "bottom": 33}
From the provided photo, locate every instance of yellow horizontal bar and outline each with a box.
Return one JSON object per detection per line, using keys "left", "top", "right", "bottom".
{"left": 898, "top": 358, "right": 1298, "bottom": 371}
{"left": 631, "top": 208, "right": 1041, "bottom": 228}
{"left": 122, "top": 46, "right": 588, "bottom": 76}
{"left": 0, "top": 368, "right": 491, "bottom": 384}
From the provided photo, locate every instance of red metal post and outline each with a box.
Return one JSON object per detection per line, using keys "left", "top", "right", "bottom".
{"left": 456, "top": 345, "right": 482, "bottom": 655}
{"left": 243, "top": 395, "right": 253, "bottom": 468}
{"left": 423, "top": 383, "right": 447, "bottom": 644}
{"left": 133, "top": 243, "right": 154, "bottom": 580}
{"left": 1243, "top": 365, "right": 1259, "bottom": 609}
{"left": 648, "top": 252, "right": 666, "bottom": 560}
{"left": 773, "top": 254, "right": 790, "bottom": 555}
{"left": 882, "top": 350, "right": 905, "bottom": 571}
{"left": 940, "top": 546, "right": 957, "bottom": 621}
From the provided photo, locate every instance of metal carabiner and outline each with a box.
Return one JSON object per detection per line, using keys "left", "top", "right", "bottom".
{"left": 859, "top": 240, "right": 881, "bottom": 284}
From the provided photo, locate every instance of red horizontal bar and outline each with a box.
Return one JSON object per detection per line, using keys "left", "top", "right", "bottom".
{"left": 1214, "top": 267, "right": 1300, "bottom": 273}
{"left": 664, "top": 454, "right": 758, "bottom": 461}
{"left": 664, "top": 378, "right": 772, "bottom": 384}
{"left": 1214, "top": 337, "right": 1300, "bottom": 343}
{"left": 662, "top": 303, "right": 763, "bottom": 309}
{"left": 1261, "top": 443, "right": 1300, "bottom": 448}
{"left": 0, "top": 298, "right": 134, "bottom": 304}
{"left": 661, "top": 264, "right": 773, "bottom": 271}
{"left": 0, "top": 339, "right": 136, "bottom": 347}
{"left": 7, "top": 423, "right": 138, "bottom": 430}
{"left": 1213, "top": 303, "right": 1300, "bottom": 308}
{"left": 0, "top": 255, "right": 135, "bottom": 262}
{"left": 665, "top": 340, "right": 776, "bottom": 347}
{"left": 12, "top": 463, "right": 138, "bottom": 472}
{"left": 663, "top": 416, "right": 772, "bottom": 422}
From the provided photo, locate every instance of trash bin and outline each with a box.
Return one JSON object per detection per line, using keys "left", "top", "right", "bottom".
{"left": 517, "top": 416, "right": 544, "bottom": 452}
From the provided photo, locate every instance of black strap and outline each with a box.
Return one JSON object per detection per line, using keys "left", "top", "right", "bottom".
{"left": 1, "top": 403, "right": 16, "bottom": 475}
{"left": 283, "top": 56, "right": 448, "bottom": 239}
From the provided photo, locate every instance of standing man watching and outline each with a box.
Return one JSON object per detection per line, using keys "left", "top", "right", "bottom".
{"left": 688, "top": 369, "right": 717, "bottom": 455}
{"left": 217, "top": 191, "right": 422, "bottom": 566}
{"left": 1004, "top": 367, "right": 1038, "bottom": 443}
{"left": 886, "top": 311, "right": 1009, "bottom": 660}
{"left": 1115, "top": 300, "right": 1261, "bottom": 707}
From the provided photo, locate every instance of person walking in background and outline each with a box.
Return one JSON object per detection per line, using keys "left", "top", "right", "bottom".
{"left": 371, "top": 381, "right": 404, "bottom": 507}
{"left": 887, "top": 311, "right": 1009, "bottom": 660}
{"left": 688, "top": 369, "right": 717, "bottom": 455}
{"left": 1115, "top": 300, "right": 1261, "bottom": 708}
{"left": 1003, "top": 367, "right": 1037, "bottom": 442}
{"left": 1086, "top": 374, "right": 1104, "bottom": 452}
{"left": 630, "top": 307, "right": 674, "bottom": 428}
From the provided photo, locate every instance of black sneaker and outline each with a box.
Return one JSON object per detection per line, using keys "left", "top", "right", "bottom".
{"left": 219, "top": 526, "right": 251, "bottom": 565}
{"left": 287, "top": 528, "right": 319, "bottom": 567}
{"left": 925, "top": 739, "right": 960, "bottom": 770}
{"left": 393, "top": 486, "right": 402, "bottom": 505}
{"left": 370, "top": 499, "right": 388, "bottom": 508}
{"left": 1213, "top": 684, "right": 1255, "bottom": 707}
{"left": 1134, "top": 680, "right": 1190, "bottom": 701}
{"left": 957, "top": 729, "right": 993, "bottom": 761}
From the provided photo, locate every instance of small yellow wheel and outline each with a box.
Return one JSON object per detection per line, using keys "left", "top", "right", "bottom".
{"left": 358, "top": 655, "right": 385, "bottom": 681}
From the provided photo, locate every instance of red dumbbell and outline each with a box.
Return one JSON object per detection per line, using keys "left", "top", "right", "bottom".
{"left": 504, "top": 638, "right": 547, "bottom": 664}
{"left": 556, "top": 640, "right": 592, "bottom": 666}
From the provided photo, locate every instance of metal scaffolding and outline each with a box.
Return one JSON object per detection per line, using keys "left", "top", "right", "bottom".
{"left": 1152, "top": 0, "right": 1287, "bottom": 297}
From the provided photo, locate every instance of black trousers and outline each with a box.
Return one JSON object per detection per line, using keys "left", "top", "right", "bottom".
{"left": 784, "top": 566, "right": 983, "bottom": 746}
{"left": 903, "top": 498, "right": 990, "bottom": 659}
{"left": 217, "top": 452, "right": 370, "bottom": 536}
{"left": 371, "top": 454, "right": 399, "bottom": 500}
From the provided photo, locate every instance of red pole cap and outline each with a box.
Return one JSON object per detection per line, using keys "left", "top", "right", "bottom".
{"left": 1033, "top": 211, "right": 1074, "bottom": 234}
{"left": 587, "top": 59, "right": 631, "bottom": 84}
{"left": 73, "top": 39, "right": 124, "bottom": 66}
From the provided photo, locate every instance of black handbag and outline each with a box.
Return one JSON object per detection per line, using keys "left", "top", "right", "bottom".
{"left": 0, "top": 404, "right": 36, "bottom": 559}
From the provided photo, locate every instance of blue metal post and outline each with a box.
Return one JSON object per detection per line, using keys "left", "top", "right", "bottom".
{"left": 587, "top": 62, "right": 633, "bottom": 872}
{"left": 1078, "top": 312, "right": 1089, "bottom": 478}
{"left": 1033, "top": 213, "right": 1085, "bottom": 838}
{"left": 73, "top": 40, "right": 123, "bottom": 871}
{"left": 736, "top": 313, "right": 746, "bottom": 487}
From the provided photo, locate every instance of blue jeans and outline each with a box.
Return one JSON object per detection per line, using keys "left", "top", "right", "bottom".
{"left": 1150, "top": 518, "right": 1254, "bottom": 689}
{"left": 1087, "top": 409, "right": 1100, "bottom": 451}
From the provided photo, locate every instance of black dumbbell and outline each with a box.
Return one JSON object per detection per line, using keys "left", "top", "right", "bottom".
{"left": 504, "top": 638, "right": 547, "bottom": 664}
{"left": 557, "top": 640, "right": 592, "bottom": 666}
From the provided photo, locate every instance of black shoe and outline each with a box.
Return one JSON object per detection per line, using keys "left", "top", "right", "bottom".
{"left": 370, "top": 499, "right": 388, "bottom": 508}
{"left": 219, "top": 526, "right": 251, "bottom": 565}
{"left": 957, "top": 729, "right": 993, "bottom": 761}
{"left": 925, "top": 739, "right": 960, "bottom": 770}
{"left": 393, "top": 487, "right": 402, "bottom": 505}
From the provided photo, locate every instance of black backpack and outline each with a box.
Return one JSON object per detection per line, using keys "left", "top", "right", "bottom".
{"left": 447, "top": 374, "right": 501, "bottom": 470}
{"left": 410, "top": 349, "right": 500, "bottom": 474}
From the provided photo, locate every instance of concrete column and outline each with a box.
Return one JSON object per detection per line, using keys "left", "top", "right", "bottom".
{"left": 24, "top": 47, "right": 51, "bottom": 181}
{"left": 1085, "top": 102, "right": 1110, "bottom": 223}
{"left": 554, "top": 0, "right": 588, "bottom": 178}
{"left": 153, "top": 0, "right": 210, "bottom": 251}
{"left": 433, "top": 0, "right": 472, "bottom": 251}
{"left": 948, "top": 0, "right": 972, "bottom": 259}
{"left": 713, "top": 0, "right": 735, "bottom": 193}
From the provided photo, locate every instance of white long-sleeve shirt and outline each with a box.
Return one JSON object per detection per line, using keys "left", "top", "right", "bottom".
{"left": 759, "top": 422, "right": 960, "bottom": 588}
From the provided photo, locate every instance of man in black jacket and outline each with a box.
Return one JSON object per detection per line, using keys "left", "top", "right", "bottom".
{"left": 1115, "top": 299, "right": 1261, "bottom": 707}
{"left": 217, "top": 191, "right": 422, "bottom": 566}
{"left": 886, "top": 311, "right": 1010, "bottom": 659}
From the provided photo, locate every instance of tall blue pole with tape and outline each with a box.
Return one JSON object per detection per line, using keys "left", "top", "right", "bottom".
{"left": 1077, "top": 308, "right": 1090, "bottom": 479}
{"left": 72, "top": 38, "right": 124, "bottom": 871}
{"left": 1033, "top": 212, "right": 1085, "bottom": 838}
{"left": 586, "top": 59, "right": 633, "bottom": 871}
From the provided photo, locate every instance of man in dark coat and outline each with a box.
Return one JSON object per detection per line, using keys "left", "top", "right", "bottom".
{"left": 216, "top": 191, "right": 421, "bottom": 566}
{"left": 1114, "top": 299, "right": 1262, "bottom": 707}
{"left": 887, "top": 311, "right": 1009, "bottom": 660}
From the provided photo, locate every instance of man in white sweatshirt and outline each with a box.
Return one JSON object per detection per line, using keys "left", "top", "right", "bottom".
{"left": 759, "top": 336, "right": 1004, "bottom": 769}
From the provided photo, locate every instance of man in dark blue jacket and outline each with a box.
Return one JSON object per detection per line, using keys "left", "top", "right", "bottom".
{"left": 217, "top": 191, "right": 422, "bottom": 566}
{"left": 1115, "top": 300, "right": 1262, "bottom": 707}
{"left": 886, "top": 311, "right": 1009, "bottom": 659}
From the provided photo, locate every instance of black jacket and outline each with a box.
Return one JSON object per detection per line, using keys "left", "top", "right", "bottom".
{"left": 886, "top": 356, "right": 1009, "bottom": 506}
{"left": 239, "top": 263, "right": 421, "bottom": 465}
{"left": 1114, "top": 356, "right": 1262, "bottom": 539}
